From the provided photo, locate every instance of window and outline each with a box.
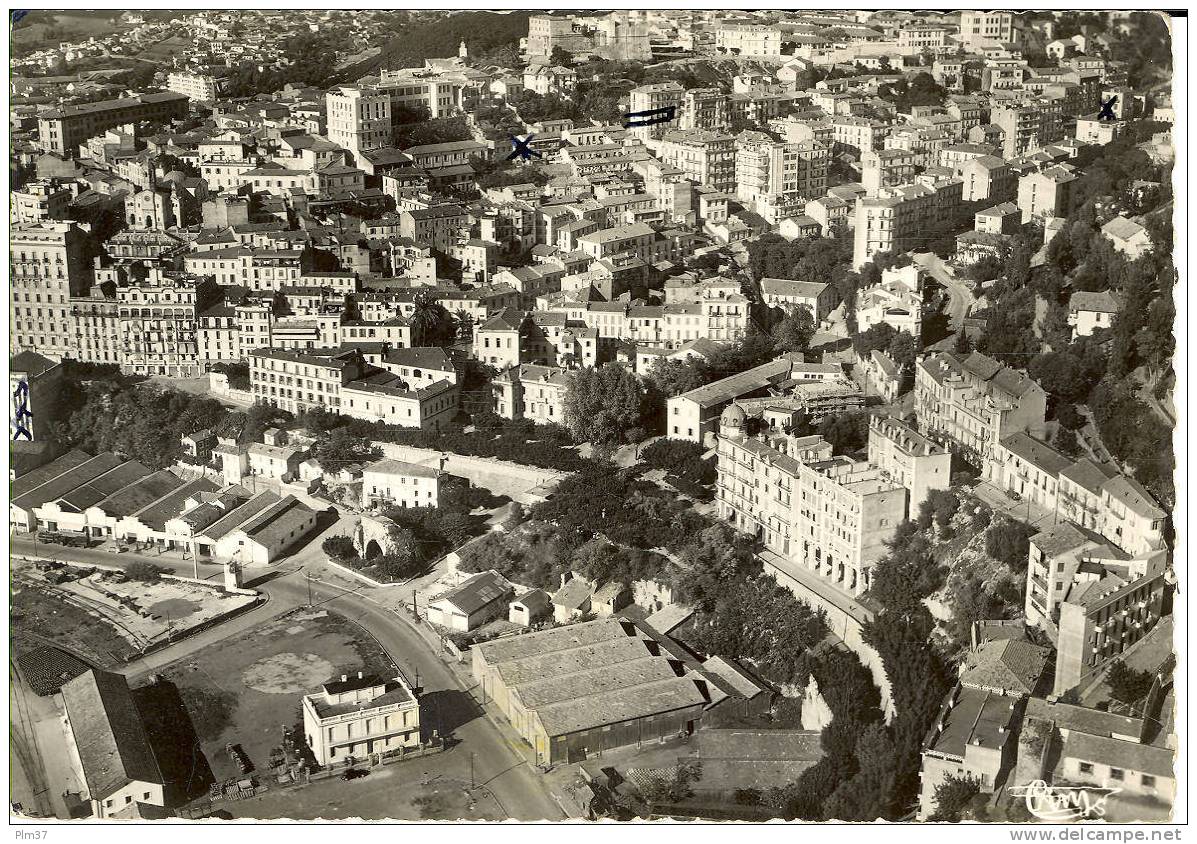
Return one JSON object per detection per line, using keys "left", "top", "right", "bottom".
{"left": 1079, "top": 762, "right": 1093, "bottom": 774}
{"left": 1109, "top": 768, "right": 1124, "bottom": 781}
{"left": 1142, "top": 775, "right": 1156, "bottom": 788}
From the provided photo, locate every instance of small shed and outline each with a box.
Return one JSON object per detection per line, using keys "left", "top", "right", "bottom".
{"left": 508, "top": 589, "right": 552, "bottom": 627}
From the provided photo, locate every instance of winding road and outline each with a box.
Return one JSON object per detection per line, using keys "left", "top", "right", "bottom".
{"left": 912, "top": 251, "right": 975, "bottom": 342}
{"left": 9, "top": 538, "right": 566, "bottom": 820}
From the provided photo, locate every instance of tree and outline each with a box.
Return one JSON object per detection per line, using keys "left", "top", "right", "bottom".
{"left": 823, "top": 723, "right": 899, "bottom": 820}
{"left": 211, "top": 362, "right": 250, "bottom": 392}
{"left": 562, "top": 364, "right": 647, "bottom": 453}
{"left": 312, "top": 428, "right": 382, "bottom": 467}
{"left": 1106, "top": 660, "right": 1154, "bottom": 705}
{"left": 322, "top": 535, "right": 358, "bottom": 561}
{"left": 818, "top": 411, "right": 870, "bottom": 456}
{"left": 271, "top": 290, "right": 291, "bottom": 318}
{"left": 852, "top": 322, "right": 897, "bottom": 358}
{"left": 644, "top": 357, "right": 708, "bottom": 398}
{"left": 409, "top": 291, "right": 456, "bottom": 347}
{"left": 930, "top": 774, "right": 981, "bottom": 822}
{"left": 342, "top": 292, "right": 362, "bottom": 323}
{"left": 953, "top": 327, "right": 973, "bottom": 354}
{"left": 887, "top": 332, "right": 919, "bottom": 370}
{"left": 986, "top": 520, "right": 1034, "bottom": 573}
{"left": 771, "top": 306, "right": 816, "bottom": 354}
{"left": 1055, "top": 401, "right": 1084, "bottom": 431}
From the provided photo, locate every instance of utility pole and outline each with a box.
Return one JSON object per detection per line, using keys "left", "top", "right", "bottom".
{"left": 470, "top": 752, "right": 475, "bottom": 790}
{"left": 307, "top": 569, "right": 312, "bottom": 606}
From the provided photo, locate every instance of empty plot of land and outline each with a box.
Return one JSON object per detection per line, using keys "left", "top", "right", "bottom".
{"left": 161, "top": 608, "right": 398, "bottom": 783}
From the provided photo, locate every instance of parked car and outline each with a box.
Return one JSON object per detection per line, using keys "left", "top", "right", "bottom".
{"left": 340, "top": 768, "right": 369, "bottom": 781}
{"left": 1008, "top": 491, "right": 1022, "bottom": 502}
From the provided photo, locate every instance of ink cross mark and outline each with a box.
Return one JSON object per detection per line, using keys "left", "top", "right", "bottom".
{"left": 623, "top": 105, "right": 677, "bottom": 129}
{"left": 12, "top": 378, "right": 33, "bottom": 442}
{"left": 1098, "top": 95, "right": 1118, "bottom": 120}
{"left": 507, "top": 133, "right": 542, "bottom": 162}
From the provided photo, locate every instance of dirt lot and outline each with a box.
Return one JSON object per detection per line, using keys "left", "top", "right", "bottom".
{"left": 11, "top": 580, "right": 134, "bottom": 667}
{"left": 159, "top": 608, "right": 398, "bottom": 783}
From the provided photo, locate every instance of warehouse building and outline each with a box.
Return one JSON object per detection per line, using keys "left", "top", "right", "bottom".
{"left": 472, "top": 617, "right": 733, "bottom": 764}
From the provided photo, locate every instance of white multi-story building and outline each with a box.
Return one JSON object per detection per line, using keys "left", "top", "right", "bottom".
{"left": 914, "top": 351, "right": 1047, "bottom": 470}
{"left": 660, "top": 129, "right": 736, "bottom": 194}
{"left": 361, "top": 458, "right": 442, "bottom": 509}
{"left": 325, "top": 86, "right": 392, "bottom": 161}
{"left": 715, "top": 406, "right": 909, "bottom": 596}
{"left": 715, "top": 22, "right": 782, "bottom": 57}
{"left": 959, "top": 11, "right": 1016, "bottom": 49}
{"left": 11, "top": 222, "right": 95, "bottom": 360}
{"left": 627, "top": 82, "right": 684, "bottom": 141}
{"left": 302, "top": 672, "right": 421, "bottom": 766}
{"left": 166, "top": 71, "right": 226, "bottom": 103}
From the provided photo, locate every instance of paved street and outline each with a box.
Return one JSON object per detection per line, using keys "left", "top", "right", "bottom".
{"left": 11, "top": 528, "right": 566, "bottom": 819}
{"left": 913, "top": 251, "right": 975, "bottom": 340}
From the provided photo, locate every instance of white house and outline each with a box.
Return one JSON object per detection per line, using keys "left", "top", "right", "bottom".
{"left": 426, "top": 570, "right": 514, "bottom": 632}
{"left": 1067, "top": 290, "right": 1122, "bottom": 338}
{"left": 302, "top": 671, "right": 421, "bottom": 766}
{"left": 361, "top": 458, "right": 443, "bottom": 509}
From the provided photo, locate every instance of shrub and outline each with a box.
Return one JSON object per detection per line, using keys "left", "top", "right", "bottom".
{"left": 322, "top": 535, "right": 358, "bottom": 561}
{"left": 125, "top": 561, "right": 166, "bottom": 582}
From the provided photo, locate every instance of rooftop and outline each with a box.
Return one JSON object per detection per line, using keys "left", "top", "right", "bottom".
{"left": 433, "top": 571, "right": 512, "bottom": 616}
{"left": 62, "top": 670, "right": 162, "bottom": 800}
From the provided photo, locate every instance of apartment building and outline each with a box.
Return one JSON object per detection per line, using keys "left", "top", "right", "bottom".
{"left": 861, "top": 148, "right": 919, "bottom": 197}
{"left": 716, "top": 405, "right": 907, "bottom": 596}
{"left": 680, "top": 88, "right": 731, "bottom": 131}
{"left": 960, "top": 11, "right": 1016, "bottom": 49}
{"left": 184, "top": 246, "right": 307, "bottom": 292}
{"left": 492, "top": 363, "right": 569, "bottom": 424}
{"left": 865, "top": 414, "right": 952, "bottom": 513}
{"left": 11, "top": 180, "right": 73, "bottom": 224}
{"left": 1017, "top": 163, "right": 1078, "bottom": 223}
{"left": 659, "top": 130, "right": 736, "bottom": 194}
{"left": 830, "top": 116, "right": 888, "bottom": 156}
{"left": 361, "top": 458, "right": 442, "bottom": 509}
{"left": 398, "top": 205, "right": 469, "bottom": 253}
{"left": 302, "top": 672, "right": 420, "bottom": 767}
{"left": 11, "top": 222, "right": 96, "bottom": 360}
{"left": 37, "top": 91, "right": 189, "bottom": 156}
{"left": 960, "top": 155, "right": 1016, "bottom": 203}
{"left": 627, "top": 82, "right": 684, "bottom": 141}
{"left": 1025, "top": 521, "right": 1169, "bottom": 697}
{"left": 248, "top": 347, "right": 369, "bottom": 415}
{"left": 376, "top": 68, "right": 466, "bottom": 118}
{"left": 852, "top": 176, "right": 964, "bottom": 269}
{"left": 914, "top": 351, "right": 1047, "bottom": 469}
{"left": 340, "top": 377, "right": 459, "bottom": 432}
{"left": 759, "top": 278, "right": 835, "bottom": 321}
{"left": 735, "top": 133, "right": 829, "bottom": 218}
{"left": 113, "top": 272, "right": 218, "bottom": 379}
{"left": 166, "top": 71, "right": 227, "bottom": 103}
{"left": 992, "top": 100, "right": 1064, "bottom": 159}
{"left": 325, "top": 86, "right": 392, "bottom": 161}
{"left": 714, "top": 22, "right": 782, "bottom": 57}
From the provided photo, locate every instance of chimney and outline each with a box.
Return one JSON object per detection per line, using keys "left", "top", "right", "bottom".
{"left": 358, "top": 671, "right": 363, "bottom": 679}
{"left": 341, "top": 674, "right": 347, "bottom": 682}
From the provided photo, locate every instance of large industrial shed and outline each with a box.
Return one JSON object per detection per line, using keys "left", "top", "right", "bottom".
{"left": 471, "top": 617, "right": 722, "bottom": 765}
